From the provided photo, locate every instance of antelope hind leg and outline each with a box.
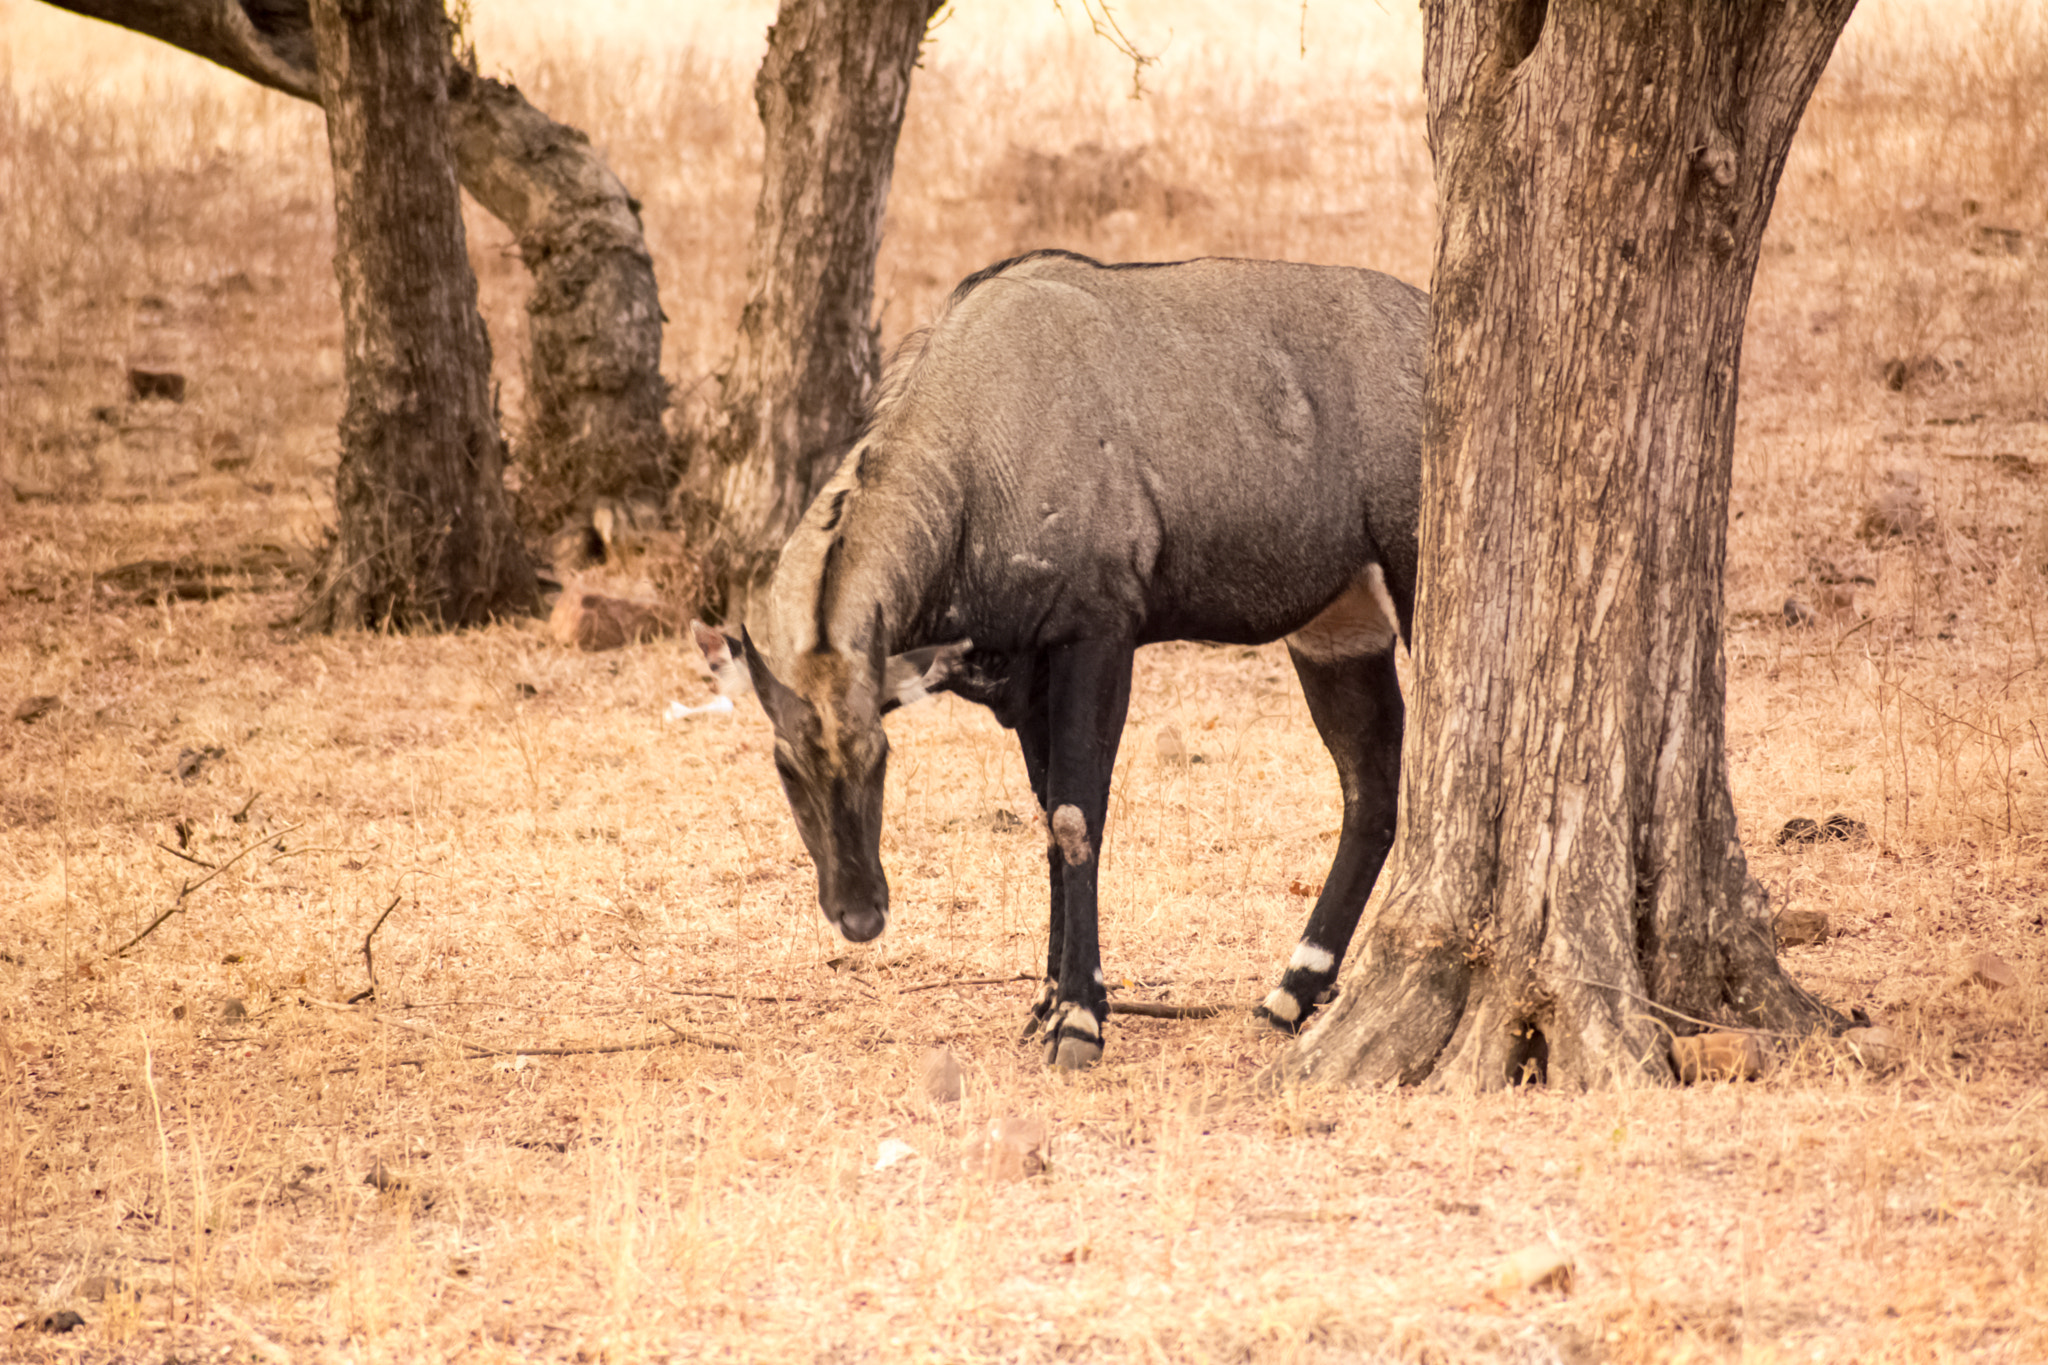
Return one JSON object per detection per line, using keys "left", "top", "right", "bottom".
{"left": 1258, "top": 634, "right": 1404, "bottom": 1032}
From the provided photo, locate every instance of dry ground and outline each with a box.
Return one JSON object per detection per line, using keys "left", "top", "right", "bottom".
{"left": 2, "top": 1, "right": 2046, "bottom": 1361}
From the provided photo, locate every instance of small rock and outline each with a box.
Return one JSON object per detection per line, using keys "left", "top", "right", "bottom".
{"left": 962, "top": 1115, "right": 1049, "bottom": 1181}
{"left": 548, "top": 587, "right": 682, "bottom": 652}
{"left": 219, "top": 998, "right": 248, "bottom": 1022}
{"left": 1820, "top": 813, "right": 1868, "bottom": 843}
{"left": 12, "top": 695, "right": 58, "bottom": 724}
{"left": 1966, "top": 951, "right": 2018, "bottom": 993}
{"left": 31, "top": 1309, "right": 87, "bottom": 1334}
{"left": 174, "top": 746, "right": 225, "bottom": 783}
{"left": 987, "top": 808, "right": 1026, "bottom": 833}
{"left": 1783, "top": 596, "right": 1815, "bottom": 628}
{"left": 1775, "top": 816, "right": 1821, "bottom": 846}
{"left": 873, "top": 1137, "right": 918, "bottom": 1171}
{"left": 81, "top": 1275, "right": 138, "bottom": 1303}
{"left": 1775, "top": 908, "right": 1831, "bottom": 947}
{"left": 921, "top": 1045, "right": 964, "bottom": 1104}
{"left": 1495, "top": 1242, "right": 1574, "bottom": 1295}
{"left": 1842, "top": 1025, "right": 1904, "bottom": 1072}
{"left": 1858, "top": 481, "right": 1931, "bottom": 541}
{"left": 1671, "top": 1031, "right": 1764, "bottom": 1083}
{"left": 128, "top": 368, "right": 187, "bottom": 403}
{"left": 1774, "top": 813, "right": 1866, "bottom": 847}
{"left": 1155, "top": 725, "right": 1189, "bottom": 767}
{"left": 363, "top": 1159, "right": 433, "bottom": 1207}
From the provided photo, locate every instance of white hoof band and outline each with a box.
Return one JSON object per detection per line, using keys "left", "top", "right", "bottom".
{"left": 1261, "top": 989, "right": 1303, "bottom": 1024}
{"left": 1287, "top": 943, "right": 1337, "bottom": 975}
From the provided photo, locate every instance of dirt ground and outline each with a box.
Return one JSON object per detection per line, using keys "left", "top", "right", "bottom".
{"left": 3, "top": 1, "right": 2045, "bottom": 1360}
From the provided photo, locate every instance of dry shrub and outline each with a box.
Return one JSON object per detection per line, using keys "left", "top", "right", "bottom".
{"left": 2, "top": 3, "right": 2045, "bottom": 1362}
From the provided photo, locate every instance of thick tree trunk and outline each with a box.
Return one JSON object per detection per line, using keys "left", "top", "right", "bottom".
{"left": 681, "top": 0, "right": 944, "bottom": 621}
{"left": 301, "top": 0, "right": 532, "bottom": 630}
{"left": 1280, "top": 0, "right": 1858, "bottom": 1091}
{"left": 40, "top": 0, "right": 670, "bottom": 534}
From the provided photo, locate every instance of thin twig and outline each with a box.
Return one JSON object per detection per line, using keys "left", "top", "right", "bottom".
{"left": 153, "top": 842, "right": 218, "bottom": 870}
{"left": 895, "top": 973, "right": 1037, "bottom": 995}
{"left": 652, "top": 1016, "right": 744, "bottom": 1052}
{"left": 656, "top": 987, "right": 805, "bottom": 1004}
{"left": 353, "top": 893, "right": 403, "bottom": 1005}
{"left": 1109, "top": 1000, "right": 1225, "bottom": 1020}
{"left": 111, "top": 823, "right": 303, "bottom": 958}
{"left": 327, "top": 1028, "right": 741, "bottom": 1075}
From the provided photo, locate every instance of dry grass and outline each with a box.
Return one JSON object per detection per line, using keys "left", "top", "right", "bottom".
{"left": 3, "top": 1, "right": 2047, "bottom": 1360}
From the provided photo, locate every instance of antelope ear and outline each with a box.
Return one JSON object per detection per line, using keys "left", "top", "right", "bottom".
{"left": 879, "top": 638, "right": 974, "bottom": 715}
{"left": 693, "top": 620, "right": 752, "bottom": 698}
{"left": 739, "top": 627, "right": 799, "bottom": 724}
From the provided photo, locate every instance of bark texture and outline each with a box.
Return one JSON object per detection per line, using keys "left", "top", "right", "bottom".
{"left": 1282, "top": 0, "right": 1858, "bottom": 1091}
{"left": 683, "top": 0, "right": 945, "bottom": 620}
{"left": 303, "top": 0, "right": 532, "bottom": 630}
{"left": 446, "top": 64, "right": 669, "bottom": 534}
{"left": 41, "top": 0, "right": 669, "bottom": 532}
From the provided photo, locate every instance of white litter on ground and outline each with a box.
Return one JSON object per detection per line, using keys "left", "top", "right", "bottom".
{"left": 664, "top": 695, "right": 734, "bottom": 722}
{"left": 873, "top": 1138, "right": 918, "bottom": 1172}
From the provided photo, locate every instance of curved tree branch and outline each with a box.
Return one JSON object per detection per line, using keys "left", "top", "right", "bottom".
{"left": 40, "top": 0, "right": 670, "bottom": 533}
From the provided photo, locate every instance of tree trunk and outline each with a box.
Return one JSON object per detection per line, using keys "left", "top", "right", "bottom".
{"left": 1279, "top": 0, "right": 1858, "bottom": 1092}
{"left": 40, "top": 0, "right": 670, "bottom": 535}
{"left": 446, "top": 64, "right": 670, "bottom": 535}
{"left": 681, "top": 0, "right": 944, "bottom": 621}
{"left": 301, "top": 0, "right": 532, "bottom": 630}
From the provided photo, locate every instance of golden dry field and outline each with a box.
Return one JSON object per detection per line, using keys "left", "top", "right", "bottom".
{"left": 2, "top": 2, "right": 2046, "bottom": 1360}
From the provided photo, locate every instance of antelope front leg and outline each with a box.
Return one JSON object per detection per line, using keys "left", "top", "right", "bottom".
{"left": 1038, "top": 638, "right": 1134, "bottom": 1070}
{"left": 1011, "top": 705, "right": 1065, "bottom": 1042}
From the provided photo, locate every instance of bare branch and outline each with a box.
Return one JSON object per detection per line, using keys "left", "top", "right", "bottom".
{"left": 39, "top": 0, "right": 318, "bottom": 100}
{"left": 153, "top": 841, "right": 218, "bottom": 870}
{"left": 1054, "top": 0, "right": 1160, "bottom": 97}
{"left": 895, "top": 973, "right": 1036, "bottom": 995}
{"left": 111, "top": 823, "right": 304, "bottom": 957}
{"left": 350, "top": 893, "right": 404, "bottom": 1005}
{"left": 1109, "top": 1000, "right": 1224, "bottom": 1020}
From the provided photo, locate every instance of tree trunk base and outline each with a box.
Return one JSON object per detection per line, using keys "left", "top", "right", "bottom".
{"left": 1271, "top": 879, "right": 1844, "bottom": 1094}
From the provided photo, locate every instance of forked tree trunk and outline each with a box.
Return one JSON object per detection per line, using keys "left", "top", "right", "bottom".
{"left": 302, "top": 0, "right": 533, "bottom": 630}
{"left": 40, "top": 0, "right": 670, "bottom": 535}
{"left": 683, "top": 0, "right": 944, "bottom": 620}
{"left": 1280, "top": 0, "right": 1858, "bottom": 1091}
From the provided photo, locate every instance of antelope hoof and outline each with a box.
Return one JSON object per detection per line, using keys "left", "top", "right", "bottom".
{"left": 1019, "top": 978, "right": 1058, "bottom": 1041}
{"left": 1043, "top": 1002, "right": 1103, "bottom": 1070}
{"left": 1255, "top": 987, "right": 1308, "bottom": 1034}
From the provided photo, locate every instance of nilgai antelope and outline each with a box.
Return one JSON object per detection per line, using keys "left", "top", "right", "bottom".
{"left": 701, "top": 250, "right": 1424, "bottom": 1068}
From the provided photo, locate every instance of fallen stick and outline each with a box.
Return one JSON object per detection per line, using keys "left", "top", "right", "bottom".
{"left": 328, "top": 1027, "right": 740, "bottom": 1075}
{"left": 1109, "top": 1000, "right": 1226, "bottom": 1020}
{"left": 154, "top": 841, "right": 218, "bottom": 870}
{"left": 896, "top": 973, "right": 1037, "bottom": 995}
{"left": 348, "top": 893, "right": 404, "bottom": 1005}
{"left": 111, "top": 823, "right": 303, "bottom": 958}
